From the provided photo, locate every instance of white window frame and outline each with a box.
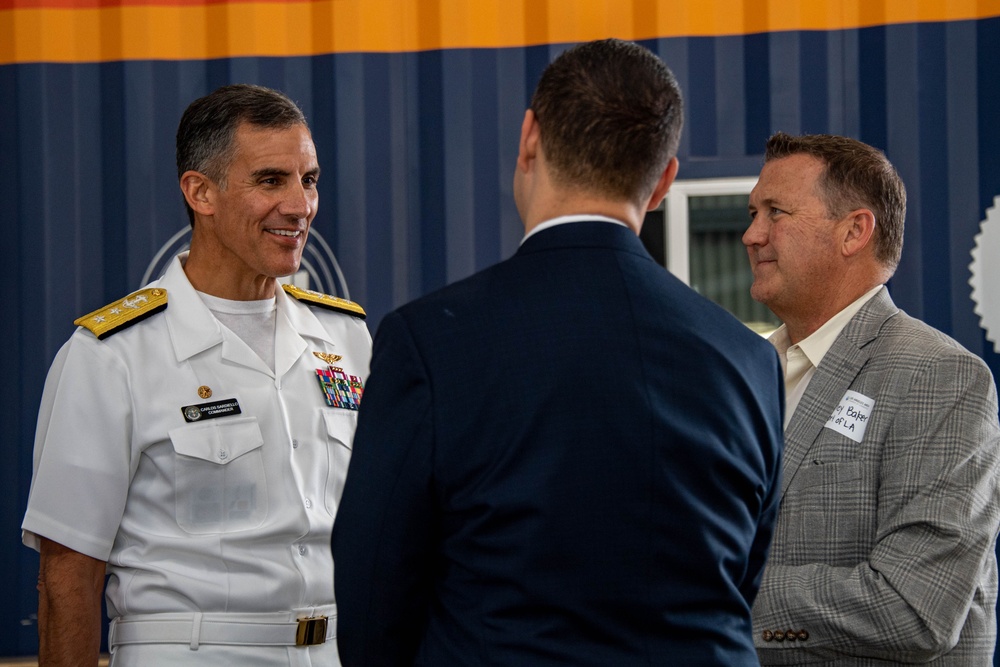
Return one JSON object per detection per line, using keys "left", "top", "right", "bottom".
{"left": 662, "top": 176, "right": 758, "bottom": 284}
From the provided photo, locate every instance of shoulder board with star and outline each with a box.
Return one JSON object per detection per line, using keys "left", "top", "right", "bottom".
{"left": 73, "top": 288, "right": 168, "bottom": 340}
{"left": 282, "top": 284, "right": 366, "bottom": 319}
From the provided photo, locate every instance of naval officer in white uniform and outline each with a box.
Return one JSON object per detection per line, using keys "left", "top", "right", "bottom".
{"left": 22, "top": 84, "right": 371, "bottom": 666}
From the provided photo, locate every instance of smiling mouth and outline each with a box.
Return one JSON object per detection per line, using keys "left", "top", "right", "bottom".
{"left": 267, "top": 229, "right": 302, "bottom": 238}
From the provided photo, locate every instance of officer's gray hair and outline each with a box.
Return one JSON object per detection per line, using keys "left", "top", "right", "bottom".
{"left": 176, "top": 84, "right": 307, "bottom": 225}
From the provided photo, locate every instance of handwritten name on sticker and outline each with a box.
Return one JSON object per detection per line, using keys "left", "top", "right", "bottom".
{"left": 824, "top": 390, "right": 875, "bottom": 444}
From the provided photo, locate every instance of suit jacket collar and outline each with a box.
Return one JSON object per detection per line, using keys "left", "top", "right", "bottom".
{"left": 781, "top": 288, "right": 899, "bottom": 494}
{"left": 516, "top": 219, "right": 649, "bottom": 258}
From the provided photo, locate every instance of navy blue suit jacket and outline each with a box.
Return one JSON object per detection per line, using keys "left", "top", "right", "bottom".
{"left": 333, "top": 221, "right": 784, "bottom": 666}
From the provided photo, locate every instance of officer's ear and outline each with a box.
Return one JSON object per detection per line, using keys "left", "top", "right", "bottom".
{"left": 180, "top": 171, "right": 216, "bottom": 218}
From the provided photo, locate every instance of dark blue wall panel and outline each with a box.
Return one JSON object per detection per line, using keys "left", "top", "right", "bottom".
{"left": 945, "top": 19, "right": 983, "bottom": 350}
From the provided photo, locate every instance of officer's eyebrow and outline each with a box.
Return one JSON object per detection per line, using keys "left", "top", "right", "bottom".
{"left": 251, "top": 167, "right": 289, "bottom": 179}
{"left": 250, "top": 166, "right": 321, "bottom": 179}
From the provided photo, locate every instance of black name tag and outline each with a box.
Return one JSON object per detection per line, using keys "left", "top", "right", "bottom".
{"left": 181, "top": 398, "right": 242, "bottom": 423}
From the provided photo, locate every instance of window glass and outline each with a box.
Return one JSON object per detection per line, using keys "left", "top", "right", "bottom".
{"left": 688, "top": 194, "right": 780, "bottom": 334}
{"left": 641, "top": 178, "right": 781, "bottom": 336}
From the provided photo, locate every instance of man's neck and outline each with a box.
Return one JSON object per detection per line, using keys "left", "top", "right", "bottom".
{"left": 783, "top": 282, "right": 883, "bottom": 344}
{"left": 182, "top": 247, "right": 280, "bottom": 301}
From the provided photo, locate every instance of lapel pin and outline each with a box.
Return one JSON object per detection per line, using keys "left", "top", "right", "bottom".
{"left": 198, "top": 386, "right": 213, "bottom": 399}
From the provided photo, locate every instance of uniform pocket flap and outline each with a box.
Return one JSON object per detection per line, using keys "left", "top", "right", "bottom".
{"left": 168, "top": 416, "right": 264, "bottom": 464}
{"left": 322, "top": 409, "right": 358, "bottom": 450}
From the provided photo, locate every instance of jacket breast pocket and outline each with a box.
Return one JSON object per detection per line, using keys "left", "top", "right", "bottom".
{"left": 775, "top": 460, "right": 872, "bottom": 564}
{"left": 168, "top": 416, "right": 267, "bottom": 534}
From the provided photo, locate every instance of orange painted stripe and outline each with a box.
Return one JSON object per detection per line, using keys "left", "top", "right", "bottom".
{"left": 2, "top": 0, "right": 1000, "bottom": 65}
{"left": 0, "top": 0, "right": 311, "bottom": 8}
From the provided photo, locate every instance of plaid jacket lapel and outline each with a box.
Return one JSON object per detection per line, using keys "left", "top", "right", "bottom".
{"left": 780, "top": 290, "right": 898, "bottom": 496}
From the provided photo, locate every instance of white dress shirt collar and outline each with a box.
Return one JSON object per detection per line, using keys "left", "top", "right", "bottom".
{"left": 520, "top": 214, "right": 628, "bottom": 245}
{"left": 769, "top": 284, "right": 885, "bottom": 425}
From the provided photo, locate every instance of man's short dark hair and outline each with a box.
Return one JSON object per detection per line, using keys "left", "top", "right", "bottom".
{"left": 530, "top": 39, "right": 684, "bottom": 205}
{"left": 764, "top": 132, "right": 906, "bottom": 272}
{"left": 176, "top": 84, "right": 308, "bottom": 225}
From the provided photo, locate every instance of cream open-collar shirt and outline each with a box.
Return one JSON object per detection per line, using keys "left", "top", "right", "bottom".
{"left": 769, "top": 284, "right": 884, "bottom": 427}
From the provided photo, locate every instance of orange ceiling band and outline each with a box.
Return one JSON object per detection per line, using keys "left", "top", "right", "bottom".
{"left": 3, "top": 0, "right": 1000, "bottom": 65}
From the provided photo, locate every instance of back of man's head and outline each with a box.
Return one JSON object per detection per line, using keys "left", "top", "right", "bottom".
{"left": 176, "top": 84, "right": 307, "bottom": 224}
{"left": 530, "top": 39, "right": 683, "bottom": 206}
{"left": 765, "top": 132, "right": 906, "bottom": 273}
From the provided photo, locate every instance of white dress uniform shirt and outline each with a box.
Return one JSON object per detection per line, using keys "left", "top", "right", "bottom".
{"left": 22, "top": 253, "right": 371, "bottom": 665}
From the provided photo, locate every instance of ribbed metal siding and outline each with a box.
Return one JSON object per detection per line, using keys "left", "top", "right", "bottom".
{"left": 3, "top": 17, "right": 1000, "bottom": 657}
{"left": 687, "top": 193, "right": 780, "bottom": 330}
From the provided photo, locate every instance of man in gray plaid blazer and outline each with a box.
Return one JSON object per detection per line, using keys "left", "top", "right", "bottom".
{"left": 744, "top": 131, "right": 1000, "bottom": 664}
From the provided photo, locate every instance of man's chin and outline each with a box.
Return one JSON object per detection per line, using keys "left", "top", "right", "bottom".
{"left": 270, "top": 258, "right": 304, "bottom": 280}
{"left": 748, "top": 284, "right": 773, "bottom": 306}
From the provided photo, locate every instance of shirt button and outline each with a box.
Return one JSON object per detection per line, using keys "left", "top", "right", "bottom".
{"left": 217, "top": 449, "right": 228, "bottom": 461}
{"left": 305, "top": 499, "right": 313, "bottom": 509}
{"left": 298, "top": 545, "right": 307, "bottom": 556}
{"left": 292, "top": 439, "right": 299, "bottom": 449}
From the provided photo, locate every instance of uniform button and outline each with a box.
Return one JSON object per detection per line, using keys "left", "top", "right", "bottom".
{"left": 762, "top": 630, "right": 773, "bottom": 642}
{"left": 774, "top": 630, "right": 785, "bottom": 641}
{"left": 797, "top": 629, "right": 809, "bottom": 641}
{"left": 292, "top": 439, "right": 299, "bottom": 449}
{"left": 217, "top": 449, "right": 228, "bottom": 461}
{"left": 297, "top": 545, "right": 307, "bottom": 556}
{"left": 305, "top": 499, "right": 313, "bottom": 509}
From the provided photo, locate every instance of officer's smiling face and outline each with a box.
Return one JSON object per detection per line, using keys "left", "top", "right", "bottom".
{"left": 204, "top": 122, "right": 320, "bottom": 297}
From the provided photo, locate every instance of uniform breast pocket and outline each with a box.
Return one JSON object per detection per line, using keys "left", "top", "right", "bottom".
{"left": 168, "top": 416, "right": 268, "bottom": 534}
{"left": 322, "top": 409, "right": 357, "bottom": 513}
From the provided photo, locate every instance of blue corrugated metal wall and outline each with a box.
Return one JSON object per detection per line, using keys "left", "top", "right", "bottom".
{"left": 3, "top": 18, "right": 1000, "bottom": 657}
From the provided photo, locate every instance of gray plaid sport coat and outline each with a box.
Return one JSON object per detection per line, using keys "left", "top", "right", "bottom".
{"left": 753, "top": 288, "right": 1000, "bottom": 665}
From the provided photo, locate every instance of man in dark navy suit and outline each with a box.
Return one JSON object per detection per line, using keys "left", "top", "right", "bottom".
{"left": 333, "top": 38, "right": 784, "bottom": 666}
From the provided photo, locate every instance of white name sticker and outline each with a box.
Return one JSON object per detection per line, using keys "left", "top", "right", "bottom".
{"left": 824, "top": 390, "right": 875, "bottom": 443}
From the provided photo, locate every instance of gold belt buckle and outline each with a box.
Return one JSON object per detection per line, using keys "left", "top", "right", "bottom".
{"left": 295, "top": 616, "right": 328, "bottom": 646}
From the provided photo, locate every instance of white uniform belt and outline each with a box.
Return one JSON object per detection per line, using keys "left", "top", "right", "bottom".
{"left": 109, "top": 605, "right": 336, "bottom": 649}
